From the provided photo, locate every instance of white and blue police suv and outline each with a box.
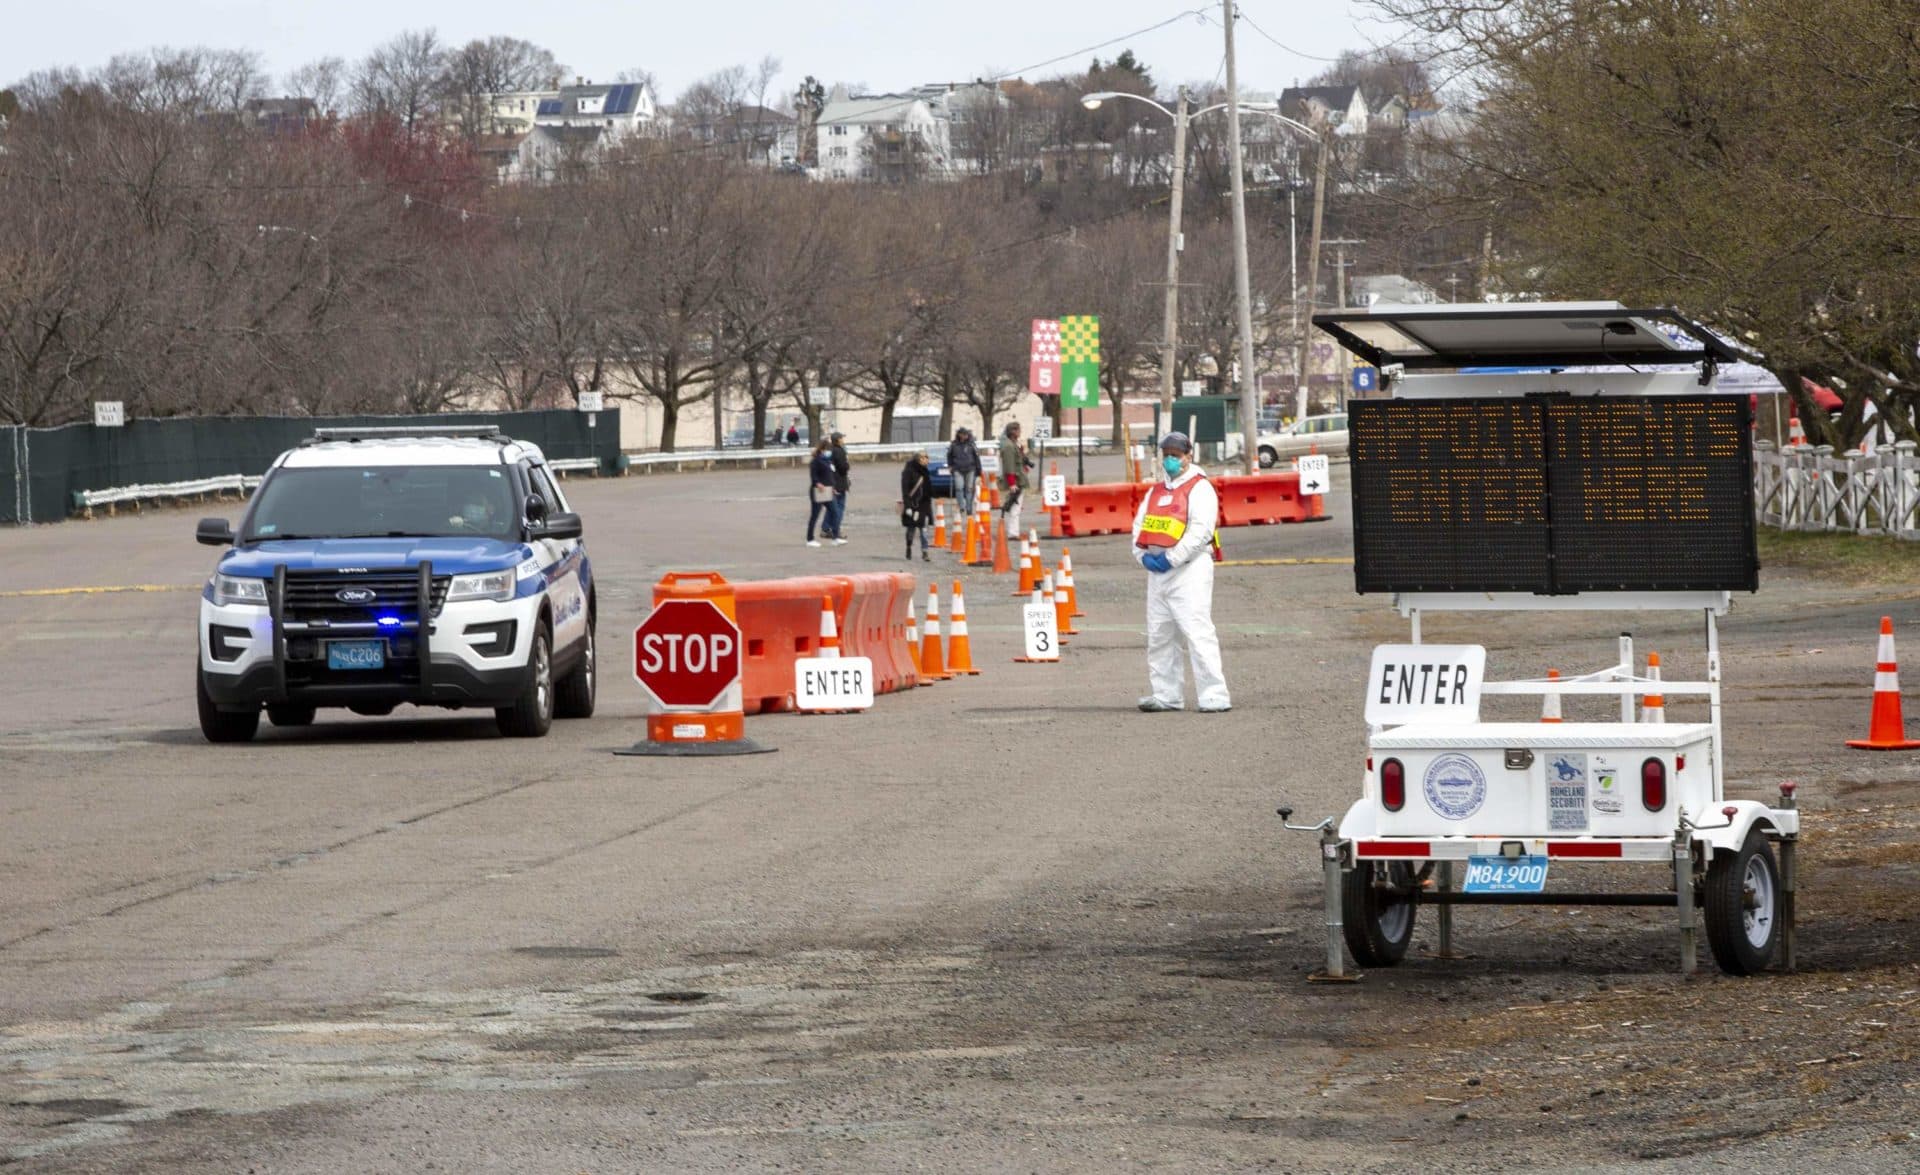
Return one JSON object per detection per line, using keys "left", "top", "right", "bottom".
{"left": 194, "top": 426, "right": 595, "bottom": 742}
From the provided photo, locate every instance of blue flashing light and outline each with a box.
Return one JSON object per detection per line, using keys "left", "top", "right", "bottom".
{"left": 377, "top": 615, "right": 402, "bottom": 627}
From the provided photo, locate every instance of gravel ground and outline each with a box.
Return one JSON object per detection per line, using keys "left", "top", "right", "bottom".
{"left": 1, "top": 460, "right": 1915, "bottom": 1171}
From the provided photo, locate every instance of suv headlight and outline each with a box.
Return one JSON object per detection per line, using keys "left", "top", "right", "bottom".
{"left": 446, "top": 570, "right": 516, "bottom": 603}
{"left": 213, "top": 575, "right": 269, "bottom": 606}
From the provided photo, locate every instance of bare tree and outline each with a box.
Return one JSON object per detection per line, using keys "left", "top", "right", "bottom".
{"left": 441, "top": 36, "right": 566, "bottom": 140}
{"left": 284, "top": 57, "right": 347, "bottom": 116}
{"left": 351, "top": 29, "right": 447, "bottom": 139}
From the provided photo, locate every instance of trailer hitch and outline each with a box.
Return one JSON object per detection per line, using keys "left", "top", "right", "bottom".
{"left": 1278, "top": 806, "right": 1354, "bottom": 980}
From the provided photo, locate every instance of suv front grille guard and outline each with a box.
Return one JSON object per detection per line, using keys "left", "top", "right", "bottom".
{"left": 267, "top": 562, "right": 436, "bottom": 703}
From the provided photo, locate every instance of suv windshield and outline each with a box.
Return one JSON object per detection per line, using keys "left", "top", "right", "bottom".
{"left": 245, "top": 465, "right": 519, "bottom": 542}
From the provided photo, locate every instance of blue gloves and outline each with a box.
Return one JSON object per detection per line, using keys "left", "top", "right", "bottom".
{"left": 1141, "top": 552, "right": 1173, "bottom": 574}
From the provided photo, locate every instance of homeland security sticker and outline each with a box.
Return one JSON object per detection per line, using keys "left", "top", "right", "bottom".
{"left": 1423, "top": 752, "right": 1487, "bottom": 820}
{"left": 1546, "top": 753, "right": 1588, "bottom": 832}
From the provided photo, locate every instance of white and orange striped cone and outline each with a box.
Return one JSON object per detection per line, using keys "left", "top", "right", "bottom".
{"left": 1015, "top": 531, "right": 1039, "bottom": 595}
{"left": 1053, "top": 570, "right": 1076, "bottom": 638}
{"left": 1848, "top": 616, "right": 1920, "bottom": 749}
{"left": 919, "top": 583, "right": 952, "bottom": 681}
{"left": 1641, "top": 652, "right": 1664, "bottom": 724}
{"left": 906, "top": 596, "right": 935, "bottom": 686}
{"left": 1788, "top": 414, "right": 1808, "bottom": 448}
{"left": 817, "top": 595, "right": 841, "bottom": 659}
{"left": 1061, "top": 547, "right": 1084, "bottom": 618}
{"left": 946, "top": 580, "right": 980, "bottom": 675}
{"left": 1541, "top": 668, "right": 1562, "bottom": 723}
{"left": 932, "top": 502, "right": 947, "bottom": 549}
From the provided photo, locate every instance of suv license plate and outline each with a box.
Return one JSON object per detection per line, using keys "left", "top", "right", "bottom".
{"left": 327, "top": 640, "right": 387, "bottom": 670}
{"left": 1463, "top": 855, "right": 1549, "bottom": 894}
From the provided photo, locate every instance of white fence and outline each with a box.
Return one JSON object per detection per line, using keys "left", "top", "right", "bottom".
{"left": 1753, "top": 440, "right": 1920, "bottom": 537}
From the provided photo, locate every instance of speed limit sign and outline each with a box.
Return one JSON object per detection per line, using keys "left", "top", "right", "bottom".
{"left": 1042, "top": 474, "right": 1067, "bottom": 507}
{"left": 1022, "top": 602, "right": 1060, "bottom": 662}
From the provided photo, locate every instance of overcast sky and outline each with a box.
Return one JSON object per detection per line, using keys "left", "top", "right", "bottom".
{"left": 4, "top": 1, "right": 1405, "bottom": 102}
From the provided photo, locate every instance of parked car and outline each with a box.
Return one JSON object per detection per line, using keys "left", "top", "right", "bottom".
{"left": 194, "top": 425, "right": 594, "bottom": 742}
{"left": 922, "top": 442, "right": 953, "bottom": 497}
{"left": 1256, "top": 412, "right": 1349, "bottom": 469}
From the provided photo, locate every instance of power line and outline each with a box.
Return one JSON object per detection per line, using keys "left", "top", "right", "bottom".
{"left": 1236, "top": 5, "right": 1346, "bottom": 64}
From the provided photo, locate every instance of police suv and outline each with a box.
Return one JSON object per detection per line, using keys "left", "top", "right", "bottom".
{"left": 194, "top": 425, "right": 595, "bottom": 742}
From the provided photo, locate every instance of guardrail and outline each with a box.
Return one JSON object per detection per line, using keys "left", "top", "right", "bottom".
{"left": 1754, "top": 439, "right": 1920, "bottom": 537}
{"left": 73, "top": 474, "right": 263, "bottom": 517}
{"left": 619, "top": 437, "right": 1111, "bottom": 475}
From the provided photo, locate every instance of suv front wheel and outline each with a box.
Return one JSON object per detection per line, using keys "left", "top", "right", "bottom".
{"left": 555, "top": 612, "right": 596, "bottom": 719}
{"left": 197, "top": 666, "right": 260, "bottom": 743}
{"left": 496, "top": 627, "right": 554, "bottom": 738}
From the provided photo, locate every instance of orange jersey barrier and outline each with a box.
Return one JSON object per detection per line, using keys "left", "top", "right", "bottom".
{"left": 730, "top": 572, "right": 922, "bottom": 713}
{"left": 1213, "top": 471, "right": 1327, "bottom": 526}
{"left": 1060, "top": 481, "right": 1140, "bottom": 537}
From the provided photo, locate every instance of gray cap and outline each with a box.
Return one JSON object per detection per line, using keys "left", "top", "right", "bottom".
{"left": 1159, "top": 431, "right": 1193, "bottom": 454}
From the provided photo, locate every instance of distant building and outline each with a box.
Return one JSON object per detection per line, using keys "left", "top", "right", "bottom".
{"left": 814, "top": 85, "right": 950, "bottom": 182}
{"left": 510, "top": 80, "right": 661, "bottom": 182}
{"left": 470, "top": 90, "right": 557, "bottom": 138}
{"left": 1279, "top": 85, "right": 1369, "bottom": 134}
{"left": 687, "top": 104, "right": 799, "bottom": 168}
{"left": 243, "top": 97, "right": 317, "bottom": 136}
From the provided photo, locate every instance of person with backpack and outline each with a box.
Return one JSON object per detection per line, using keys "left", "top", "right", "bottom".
{"left": 899, "top": 450, "right": 935, "bottom": 561}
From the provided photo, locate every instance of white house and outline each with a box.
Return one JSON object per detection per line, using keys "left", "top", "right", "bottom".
{"left": 1278, "top": 85, "right": 1370, "bottom": 135}
{"left": 814, "top": 85, "right": 950, "bottom": 182}
{"left": 510, "top": 80, "right": 662, "bottom": 182}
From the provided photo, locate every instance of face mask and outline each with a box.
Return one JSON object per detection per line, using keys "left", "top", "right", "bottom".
{"left": 1162, "top": 455, "right": 1184, "bottom": 477}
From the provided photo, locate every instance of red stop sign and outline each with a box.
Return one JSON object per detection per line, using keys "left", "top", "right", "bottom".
{"left": 632, "top": 599, "right": 741, "bottom": 708}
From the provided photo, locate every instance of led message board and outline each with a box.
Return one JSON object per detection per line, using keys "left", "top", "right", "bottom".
{"left": 1349, "top": 396, "right": 1757, "bottom": 594}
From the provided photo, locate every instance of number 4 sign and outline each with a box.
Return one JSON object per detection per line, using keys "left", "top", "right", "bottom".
{"left": 1059, "top": 315, "right": 1101, "bottom": 408}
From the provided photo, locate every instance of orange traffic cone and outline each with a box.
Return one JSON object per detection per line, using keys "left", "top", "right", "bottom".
{"left": 1046, "top": 461, "right": 1066, "bottom": 539}
{"left": 1641, "top": 652, "right": 1664, "bottom": 724}
{"left": 967, "top": 495, "right": 994, "bottom": 566}
{"left": 946, "top": 580, "right": 979, "bottom": 675}
{"left": 1015, "top": 531, "right": 1039, "bottom": 595}
{"left": 1053, "top": 570, "right": 1077, "bottom": 638}
{"left": 1541, "top": 668, "right": 1562, "bottom": 723}
{"left": 991, "top": 509, "right": 1014, "bottom": 574}
{"left": 932, "top": 502, "right": 947, "bottom": 548}
{"left": 906, "top": 595, "right": 935, "bottom": 686}
{"left": 1848, "top": 616, "right": 1920, "bottom": 749}
{"left": 817, "top": 595, "right": 841, "bottom": 659}
{"left": 1060, "top": 547, "right": 1084, "bottom": 618}
{"left": 949, "top": 503, "right": 966, "bottom": 553}
{"left": 919, "top": 583, "right": 952, "bottom": 681}
{"left": 1788, "top": 414, "right": 1808, "bottom": 448}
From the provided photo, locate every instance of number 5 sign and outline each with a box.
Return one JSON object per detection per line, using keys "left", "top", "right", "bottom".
{"left": 1030, "top": 319, "right": 1060, "bottom": 395}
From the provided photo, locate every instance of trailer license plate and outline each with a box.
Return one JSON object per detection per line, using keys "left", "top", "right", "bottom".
{"left": 327, "top": 640, "right": 386, "bottom": 670}
{"left": 1463, "top": 855, "right": 1549, "bottom": 894}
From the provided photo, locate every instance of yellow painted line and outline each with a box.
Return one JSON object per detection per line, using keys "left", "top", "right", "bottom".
{"left": 0, "top": 584, "right": 196, "bottom": 599}
{"left": 1219, "top": 557, "right": 1354, "bottom": 567}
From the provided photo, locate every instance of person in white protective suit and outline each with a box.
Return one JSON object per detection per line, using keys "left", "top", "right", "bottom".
{"left": 1130, "top": 432, "right": 1230, "bottom": 712}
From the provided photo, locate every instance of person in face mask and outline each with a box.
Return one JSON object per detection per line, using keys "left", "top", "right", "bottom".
{"left": 1130, "top": 432, "right": 1230, "bottom": 713}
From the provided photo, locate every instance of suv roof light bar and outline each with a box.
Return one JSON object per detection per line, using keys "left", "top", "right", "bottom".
{"left": 305, "top": 424, "right": 506, "bottom": 444}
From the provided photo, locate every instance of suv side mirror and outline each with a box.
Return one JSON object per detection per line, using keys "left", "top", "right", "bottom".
{"left": 532, "top": 512, "right": 583, "bottom": 541}
{"left": 196, "top": 517, "right": 234, "bottom": 546}
{"left": 524, "top": 493, "right": 548, "bottom": 522}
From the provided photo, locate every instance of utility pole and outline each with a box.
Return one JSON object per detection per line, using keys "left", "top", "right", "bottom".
{"left": 1287, "top": 152, "right": 1302, "bottom": 422}
{"left": 1222, "top": 0, "right": 1260, "bottom": 474}
{"left": 1158, "top": 87, "right": 1189, "bottom": 419}
{"left": 1324, "top": 237, "right": 1364, "bottom": 409}
{"left": 1298, "top": 125, "right": 1332, "bottom": 426}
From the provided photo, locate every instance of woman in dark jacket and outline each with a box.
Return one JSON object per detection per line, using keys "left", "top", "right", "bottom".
{"left": 900, "top": 451, "right": 935, "bottom": 561}
{"left": 807, "top": 441, "right": 841, "bottom": 547}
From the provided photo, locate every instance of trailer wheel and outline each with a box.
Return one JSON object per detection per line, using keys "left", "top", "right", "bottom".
{"left": 1704, "top": 827, "right": 1780, "bottom": 976}
{"left": 1342, "top": 861, "right": 1418, "bottom": 966}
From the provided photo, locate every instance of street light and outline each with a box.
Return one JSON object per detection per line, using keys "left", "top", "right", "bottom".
{"left": 1079, "top": 90, "right": 1327, "bottom": 465}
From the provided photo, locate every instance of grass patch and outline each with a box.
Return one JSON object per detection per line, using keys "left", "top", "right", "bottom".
{"left": 1759, "top": 529, "right": 1920, "bottom": 585}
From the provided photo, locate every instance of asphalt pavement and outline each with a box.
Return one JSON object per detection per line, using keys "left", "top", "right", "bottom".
{"left": 3, "top": 460, "right": 1918, "bottom": 1171}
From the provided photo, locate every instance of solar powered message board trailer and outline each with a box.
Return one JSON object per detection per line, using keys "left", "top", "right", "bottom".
{"left": 1276, "top": 303, "right": 1797, "bottom": 981}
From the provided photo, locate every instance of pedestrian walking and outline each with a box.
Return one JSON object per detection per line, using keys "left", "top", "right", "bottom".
{"left": 946, "top": 427, "right": 981, "bottom": 520}
{"left": 806, "top": 439, "right": 839, "bottom": 547}
{"left": 785, "top": 419, "right": 800, "bottom": 445}
{"left": 998, "top": 421, "right": 1033, "bottom": 541}
{"left": 1131, "top": 432, "right": 1230, "bottom": 713}
{"left": 827, "top": 431, "right": 851, "bottom": 541}
{"left": 900, "top": 450, "right": 935, "bottom": 561}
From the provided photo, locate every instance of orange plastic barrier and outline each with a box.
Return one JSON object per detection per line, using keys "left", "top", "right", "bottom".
{"left": 729, "top": 572, "right": 921, "bottom": 714}
{"left": 1214, "top": 472, "right": 1328, "bottom": 526}
{"left": 1060, "top": 481, "right": 1139, "bottom": 537}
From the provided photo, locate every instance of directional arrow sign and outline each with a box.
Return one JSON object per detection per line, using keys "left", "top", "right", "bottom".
{"left": 1295, "top": 453, "right": 1330, "bottom": 496}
